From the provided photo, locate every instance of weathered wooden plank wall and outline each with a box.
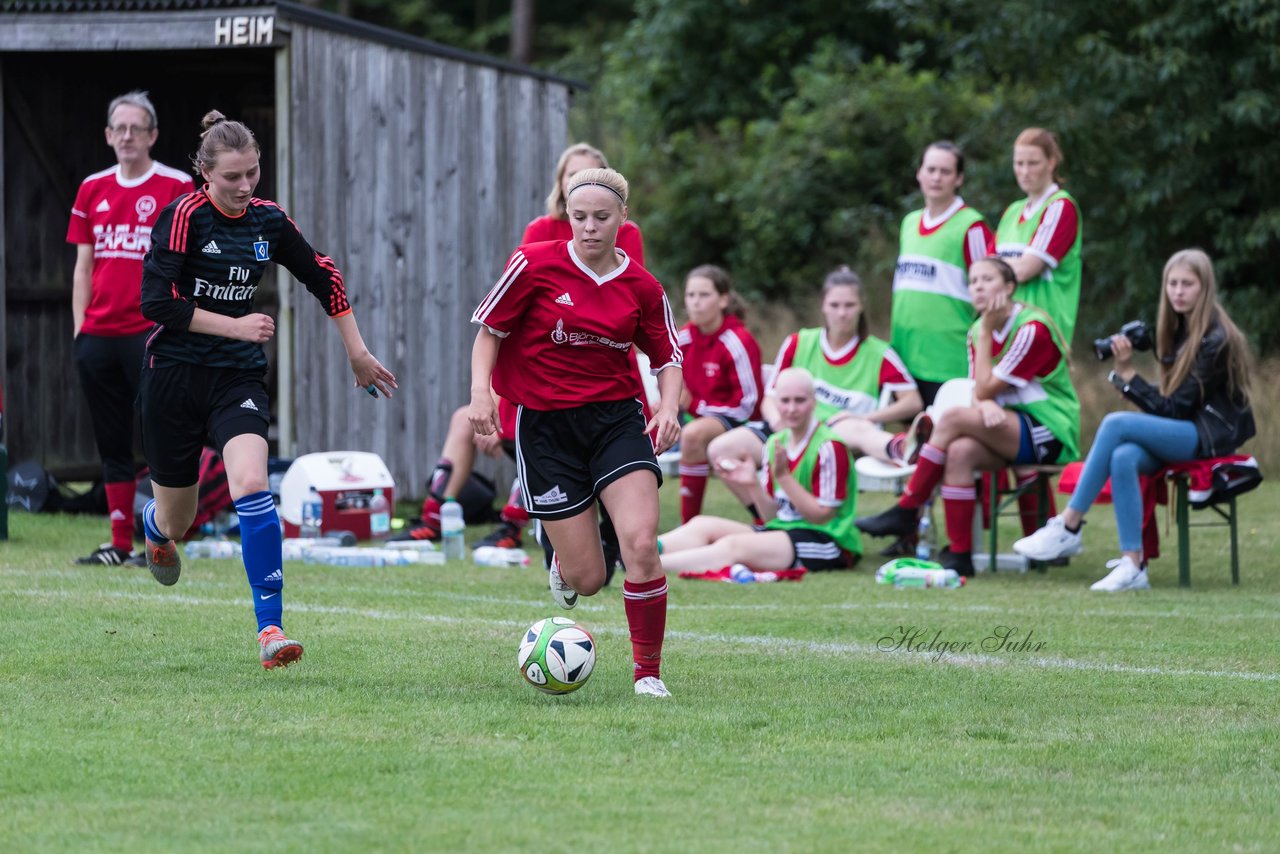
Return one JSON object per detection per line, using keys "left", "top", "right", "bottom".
{"left": 289, "top": 24, "right": 569, "bottom": 498}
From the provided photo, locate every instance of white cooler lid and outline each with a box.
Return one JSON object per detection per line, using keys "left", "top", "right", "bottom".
{"left": 279, "top": 451, "right": 395, "bottom": 524}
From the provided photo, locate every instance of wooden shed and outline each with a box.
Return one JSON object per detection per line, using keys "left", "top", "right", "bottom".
{"left": 1, "top": 0, "right": 574, "bottom": 497}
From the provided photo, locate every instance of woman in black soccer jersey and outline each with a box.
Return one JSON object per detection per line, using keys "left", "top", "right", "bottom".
{"left": 470, "top": 167, "right": 684, "bottom": 698}
{"left": 139, "top": 111, "right": 395, "bottom": 669}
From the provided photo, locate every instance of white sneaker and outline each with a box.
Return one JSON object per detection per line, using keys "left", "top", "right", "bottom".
{"left": 1012, "top": 515, "right": 1084, "bottom": 561}
{"left": 1089, "top": 556, "right": 1151, "bottom": 592}
{"left": 548, "top": 553, "right": 578, "bottom": 610}
{"left": 634, "top": 676, "right": 672, "bottom": 698}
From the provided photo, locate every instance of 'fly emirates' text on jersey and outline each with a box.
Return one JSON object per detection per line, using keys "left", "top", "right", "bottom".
{"left": 472, "top": 240, "right": 682, "bottom": 410}
{"left": 141, "top": 189, "right": 350, "bottom": 370}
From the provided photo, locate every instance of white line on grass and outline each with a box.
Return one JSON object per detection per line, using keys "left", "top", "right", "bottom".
{"left": 7, "top": 568, "right": 1275, "bottom": 623}
{"left": 12, "top": 587, "right": 1280, "bottom": 684}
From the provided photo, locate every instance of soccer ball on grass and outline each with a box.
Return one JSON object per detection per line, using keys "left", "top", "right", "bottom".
{"left": 517, "top": 617, "right": 596, "bottom": 694}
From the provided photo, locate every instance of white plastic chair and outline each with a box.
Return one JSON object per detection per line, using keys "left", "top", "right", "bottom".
{"left": 854, "top": 377, "right": 974, "bottom": 486}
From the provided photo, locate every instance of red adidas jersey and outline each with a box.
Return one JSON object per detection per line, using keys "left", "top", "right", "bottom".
{"left": 473, "top": 240, "right": 681, "bottom": 411}
{"left": 66, "top": 162, "right": 193, "bottom": 336}
{"left": 967, "top": 304, "right": 1062, "bottom": 385}
{"left": 677, "top": 314, "right": 763, "bottom": 422}
{"left": 522, "top": 216, "right": 645, "bottom": 266}
{"left": 521, "top": 217, "right": 653, "bottom": 421}
{"left": 1018, "top": 192, "right": 1080, "bottom": 266}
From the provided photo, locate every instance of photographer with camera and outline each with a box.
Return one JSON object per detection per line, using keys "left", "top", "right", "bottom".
{"left": 1014, "top": 249, "right": 1256, "bottom": 591}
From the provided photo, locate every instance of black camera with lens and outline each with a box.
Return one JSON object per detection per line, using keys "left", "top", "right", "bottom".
{"left": 1093, "top": 320, "right": 1153, "bottom": 361}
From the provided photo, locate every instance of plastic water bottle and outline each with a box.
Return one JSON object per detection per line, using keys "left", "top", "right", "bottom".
{"left": 301, "top": 487, "right": 323, "bottom": 538}
{"left": 473, "top": 546, "right": 531, "bottom": 567}
{"left": 184, "top": 538, "right": 242, "bottom": 559}
{"left": 728, "top": 563, "right": 756, "bottom": 583}
{"left": 875, "top": 561, "right": 964, "bottom": 589}
{"left": 915, "top": 512, "right": 935, "bottom": 560}
{"left": 369, "top": 489, "right": 391, "bottom": 539}
{"left": 440, "top": 499, "right": 465, "bottom": 561}
{"left": 282, "top": 536, "right": 349, "bottom": 561}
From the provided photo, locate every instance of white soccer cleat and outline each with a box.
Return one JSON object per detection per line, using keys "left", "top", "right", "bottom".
{"left": 634, "top": 676, "right": 672, "bottom": 698}
{"left": 1089, "top": 556, "right": 1150, "bottom": 592}
{"left": 1013, "top": 515, "right": 1084, "bottom": 561}
{"left": 548, "top": 554, "right": 578, "bottom": 610}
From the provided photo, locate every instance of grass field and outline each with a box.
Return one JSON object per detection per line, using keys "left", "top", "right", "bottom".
{"left": 2, "top": 479, "right": 1278, "bottom": 853}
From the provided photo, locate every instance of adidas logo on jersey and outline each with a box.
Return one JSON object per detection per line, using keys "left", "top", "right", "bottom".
{"left": 532, "top": 485, "right": 569, "bottom": 506}
{"left": 202, "top": 240, "right": 222, "bottom": 254}
{"left": 109, "top": 509, "right": 128, "bottom": 522}
{"left": 264, "top": 568, "right": 284, "bottom": 583}
{"left": 554, "top": 292, "right": 575, "bottom": 307}
{"left": 95, "top": 199, "right": 111, "bottom": 212}
{"left": 239, "top": 398, "right": 259, "bottom": 411}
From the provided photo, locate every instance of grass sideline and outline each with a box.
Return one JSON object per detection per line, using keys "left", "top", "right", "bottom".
{"left": 2, "top": 479, "right": 1278, "bottom": 852}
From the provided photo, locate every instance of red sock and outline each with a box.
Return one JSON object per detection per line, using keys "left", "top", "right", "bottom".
{"left": 941, "top": 484, "right": 977, "bottom": 553}
{"left": 623, "top": 577, "right": 668, "bottom": 681}
{"left": 500, "top": 502, "right": 528, "bottom": 527}
{"left": 901, "top": 443, "right": 946, "bottom": 508}
{"left": 104, "top": 480, "right": 136, "bottom": 552}
{"left": 421, "top": 497, "right": 442, "bottom": 529}
{"left": 1016, "top": 474, "right": 1058, "bottom": 535}
{"left": 679, "top": 463, "right": 709, "bottom": 523}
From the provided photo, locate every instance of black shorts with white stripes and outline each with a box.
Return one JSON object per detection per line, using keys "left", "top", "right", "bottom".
{"left": 782, "top": 527, "right": 857, "bottom": 571}
{"left": 515, "top": 398, "right": 660, "bottom": 521}
{"left": 139, "top": 362, "right": 269, "bottom": 487}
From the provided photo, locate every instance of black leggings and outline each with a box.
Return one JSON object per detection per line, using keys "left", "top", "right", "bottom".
{"left": 74, "top": 331, "right": 146, "bottom": 483}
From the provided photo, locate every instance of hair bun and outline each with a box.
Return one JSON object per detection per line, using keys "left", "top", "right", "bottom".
{"left": 200, "top": 110, "right": 228, "bottom": 133}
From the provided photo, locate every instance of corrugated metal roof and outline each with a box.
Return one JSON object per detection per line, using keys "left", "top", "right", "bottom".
{"left": 2, "top": 0, "right": 582, "bottom": 89}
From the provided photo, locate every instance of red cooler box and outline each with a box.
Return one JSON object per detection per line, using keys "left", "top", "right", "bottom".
{"left": 279, "top": 451, "right": 395, "bottom": 540}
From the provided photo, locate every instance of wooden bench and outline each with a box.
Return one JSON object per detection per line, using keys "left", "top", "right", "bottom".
{"left": 1163, "top": 458, "right": 1260, "bottom": 587}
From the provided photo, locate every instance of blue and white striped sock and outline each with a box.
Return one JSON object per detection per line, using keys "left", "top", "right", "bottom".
{"left": 142, "top": 499, "right": 171, "bottom": 544}
{"left": 235, "top": 491, "right": 284, "bottom": 632}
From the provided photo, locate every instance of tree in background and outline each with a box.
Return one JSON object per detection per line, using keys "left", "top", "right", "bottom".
{"left": 307, "top": 0, "right": 1280, "bottom": 352}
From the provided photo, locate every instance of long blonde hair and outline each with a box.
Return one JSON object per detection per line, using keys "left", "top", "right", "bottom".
{"left": 545, "top": 142, "right": 608, "bottom": 219}
{"left": 1155, "top": 249, "right": 1253, "bottom": 403}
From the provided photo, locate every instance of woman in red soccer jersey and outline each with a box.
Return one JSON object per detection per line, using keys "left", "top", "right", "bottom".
{"left": 470, "top": 167, "right": 683, "bottom": 698}
{"left": 675, "top": 264, "right": 763, "bottom": 523}
{"left": 519, "top": 142, "right": 650, "bottom": 576}
{"left": 403, "top": 144, "right": 649, "bottom": 560}
{"left": 855, "top": 256, "right": 1079, "bottom": 577}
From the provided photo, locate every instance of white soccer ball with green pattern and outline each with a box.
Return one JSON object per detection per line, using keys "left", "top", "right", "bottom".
{"left": 517, "top": 617, "right": 596, "bottom": 694}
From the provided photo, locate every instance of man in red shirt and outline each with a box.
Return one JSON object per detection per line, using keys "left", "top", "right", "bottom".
{"left": 66, "top": 91, "right": 193, "bottom": 565}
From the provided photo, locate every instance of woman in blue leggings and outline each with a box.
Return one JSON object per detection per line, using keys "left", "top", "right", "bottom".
{"left": 1014, "top": 249, "right": 1255, "bottom": 590}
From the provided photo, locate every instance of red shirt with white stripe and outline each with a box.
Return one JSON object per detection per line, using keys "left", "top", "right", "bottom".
{"left": 66, "top": 162, "right": 193, "bottom": 336}
{"left": 967, "top": 304, "right": 1062, "bottom": 386}
{"left": 521, "top": 216, "right": 652, "bottom": 420}
{"left": 762, "top": 421, "right": 850, "bottom": 507}
{"left": 473, "top": 240, "right": 682, "bottom": 411}
{"left": 1021, "top": 192, "right": 1079, "bottom": 267}
{"left": 677, "top": 314, "right": 763, "bottom": 422}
